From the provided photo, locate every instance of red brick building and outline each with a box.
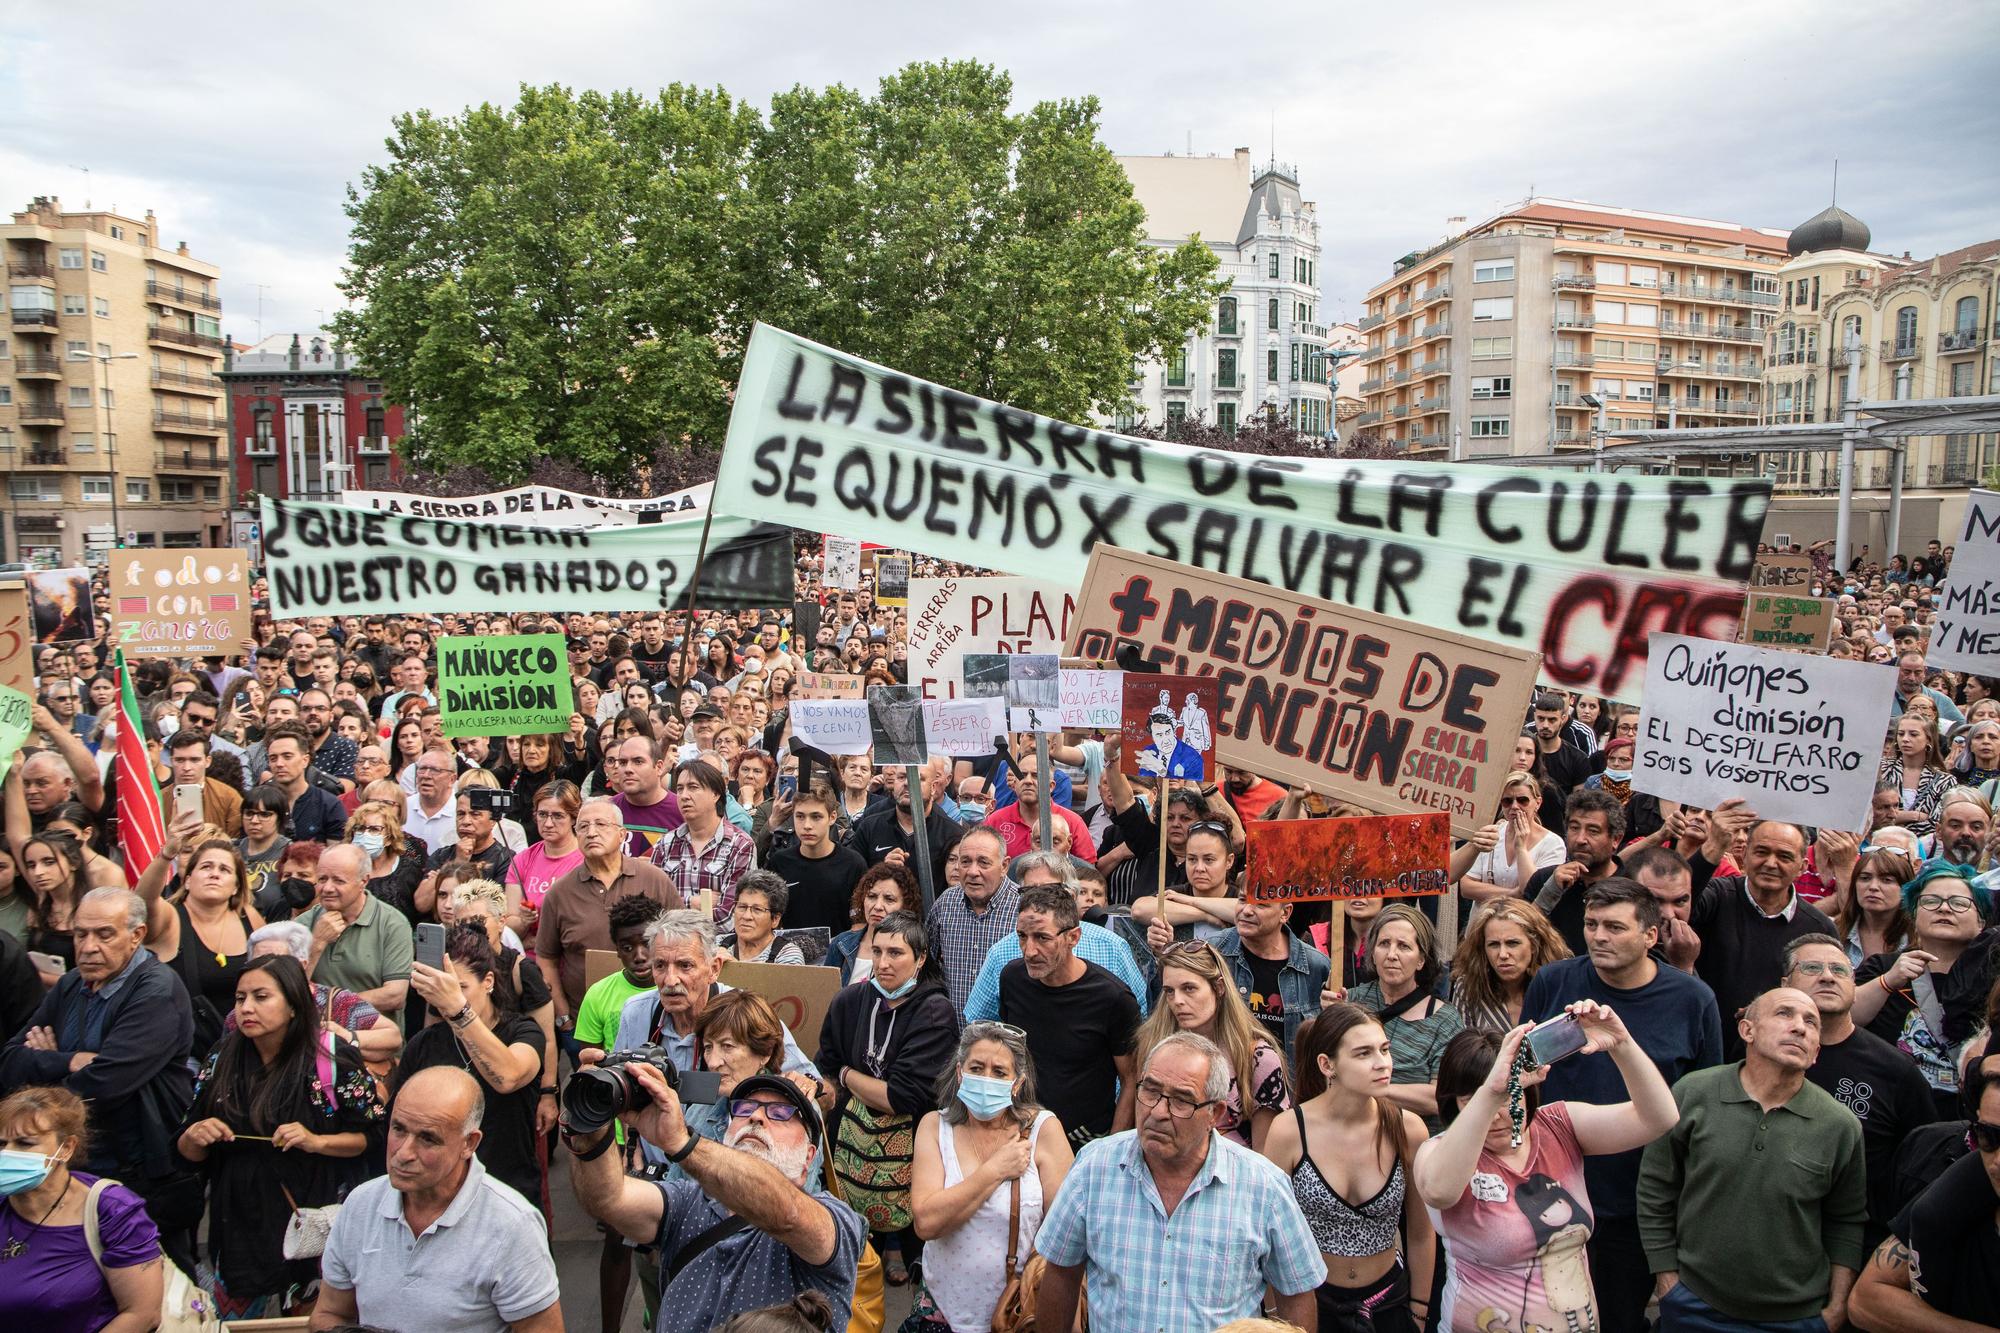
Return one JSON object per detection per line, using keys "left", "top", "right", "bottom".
{"left": 220, "top": 332, "right": 406, "bottom": 500}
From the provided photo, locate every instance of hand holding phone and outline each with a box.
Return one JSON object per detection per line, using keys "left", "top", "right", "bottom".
{"left": 1525, "top": 1013, "right": 1589, "bottom": 1067}
{"left": 414, "top": 922, "right": 447, "bottom": 971}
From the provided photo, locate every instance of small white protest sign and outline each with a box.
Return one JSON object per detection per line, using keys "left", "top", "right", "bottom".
{"left": 1059, "top": 668, "right": 1123, "bottom": 729}
{"left": 1930, "top": 489, "right": 2000, "bottom": 675}
{"left": 788, "top": 699, "right": 873, "bottom": 755}
{"left": 922, "top": 697, "right": 1006, "bottom": 757}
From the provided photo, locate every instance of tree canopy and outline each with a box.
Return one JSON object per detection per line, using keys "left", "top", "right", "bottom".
{"left": 334, "top": 62, "right": 1226, "bottom": 485}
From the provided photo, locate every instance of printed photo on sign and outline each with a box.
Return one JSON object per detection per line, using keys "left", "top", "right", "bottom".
{"left": 1059, "top": 668, "right": 1122, "bottom": 729}
{"left": 962, "top": 653, "right": 1010, "bottom": 700}
{"left": 24, "top": 568, "right": 96, "bottom": 644}
{"left": 1247, "top": 814, "right": 1451, "bottom": 903}
{"left": 109, "top": 549, "right": 251, "bottom": 658}
{"left": 823, "top": 535, "right": 862, "bottom": 592}
{"left": 904, "top": 576, "right": 1077, "bottom": 697}
{"left": 1006, "top": 653, "right": 1060, "bottom": 733}
{"left": 1121, "top": 674, "right": 1218, "bottom": 782}
{"left": 874, "top": 553, "right": 911, "bottom": 607}
{"left": 436, "top": 633, "right": 570, "bottom": 737}
{"left": 1633, "top": 631, "right": 1896, "bottom": 832}
{"left": 867, "top": 685, "right": 927, "bottom": 766}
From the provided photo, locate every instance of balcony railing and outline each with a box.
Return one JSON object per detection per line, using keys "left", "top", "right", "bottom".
{"left": 1358, "top": 313, "right": 1385, "bottom": 331}
{"left": 12, "top": 354, "right": 63, "bottom": 376}
{"left": 1940, "top": 329, "right": 1986, "bottom": 353}
{"left": 1417, "top": 285, "right": 1451, "bottom": 306}
{"left": 1388, "top": 370, "right": 1412, "bottom": 385}
{"left": 1772, "top": 350, "right": 1820, "bottom": 367}
{"left": 1552, "top": 275, "right": 1596, "bottom": 290}
{"left": 151, "top": 368, "right": 224, "bottom": 393}
{"left": 1659, "top": 321, "right": 1759, "bottom": 342}
{"left": 1415, "top": 322, "right": 1450, "bottom": 341}
{"left": 1414, "top": 359, "right": 1448, "bottom": 378}
{"left": 157, "top": 449, "right": 230, "bottom": 471}
{"left": 1215, "top": 317, "right": 1238, "bottom": 336}
{"left": 1356, "top": 410, "right": 1384, "bottom": 425}
{"left": 1882, "top": 340, "right": 1921, "bottom": 362}
{"left": 14, "top": 401, "right": 64, "bottom": 424}
{"left": 6, "top": 258, "right": 53, "bottom": 280}
{"left": 25, "top": 448, "right": 66, "bottom": 465}
{"left": 147, "top": 325, "right": 225, "bottom": 350}
{"left": 358, "top": 436, "right": 393, "bottom": 454}
{"left": 1390, "top": 405, "right": 1410, "bottom": 418}
{"left": 1417, "top": 396, "right": 1447, "bottom": 413}
{"left": 1360, "top": 377, "right": 1385, "bottom": 393}
{"left": 1298, "top": 322, "right": 1329, "bottom": 340}
{"left": 1552, "top": 430, "right": 1590, "bottom": 446}
{"left": 1392, "top": 299, "right": 1412, "bottom": 315}
{"left": 1656, "top": 280, "right": 1762, "bottom": 305}
{"left": 9, "top": 309, "right": 58, "bottom": 329}
{"left": 1660, "top": 397, "right": 1759, "bottom": 415}
{"left": 153, "top": 409, "right": 225, "bottom": 432}
{"left": 146, "top": 280, "right": 222, "bottom": 312}
{"left": 1554, "top": 316, "right": 1594, "bottom": 329}
{"left": 1552, "top": 353, "right": 1595, "bottom": 368}
{"left": 1214, "top": 373, "right": 1240, "bottom": 390}
{"left": 1830, "top": 347, "right": 1867, "bottom": 369}
{"left": 1658, "top": 359, "right": 1763, "bottom": 379}
{"left": 1411, "top": 432, "right": 1448, "bottom": 447}
{"left": 1553, "top": 392, "right": 1581, "bottom": 407}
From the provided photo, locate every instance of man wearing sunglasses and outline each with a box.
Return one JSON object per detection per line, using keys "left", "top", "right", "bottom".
{"left": 567, "top": 1060, "right": 864, "bottom": 1333}
{"left": 1784, "top": 934, "right": 1936, "bottom": 1252}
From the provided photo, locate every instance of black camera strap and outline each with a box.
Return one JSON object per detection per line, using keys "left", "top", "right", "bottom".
{"left": 664, "top": 1215, "right": 750, "bottom": 1286}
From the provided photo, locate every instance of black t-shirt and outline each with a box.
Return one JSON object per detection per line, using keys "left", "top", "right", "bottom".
{"left": 1806, "top": 1026, "right": 1938, "bottom": 1243}
{"left": 1891, "top": 1148, "right": 2000, "bottom": 1324}
{"left": 1242, "top": 949, "right": 1288, "bottom": 1050}
{"left": 766, "top": 841, "right": 869, "bottom": 937}
{"left": 396, "top": 1011, "right": 545, "bottom": 1204}
{"left": 995, "top": 959, "right": 1139, "bottom": 1146}
{"left": 1539, "top": 740, "right": 1592, "bottom": 798}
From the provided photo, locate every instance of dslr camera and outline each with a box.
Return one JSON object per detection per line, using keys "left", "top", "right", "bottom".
{"left": 563, "top": 1045, "right": 721, "bottom": 1135}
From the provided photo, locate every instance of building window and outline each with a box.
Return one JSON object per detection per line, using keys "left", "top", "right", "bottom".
{"left": 1895, "top": 306, "right": 1918, "bottom": 353}
{"left": 1268, "top": 298, "right": 1279, "bottom": 330}
{"left": 68, "top": 386, "right": 92, "bottom": 407}
{"left": 1267, "top": 348, "right": 1278, "bottom": 380}
{"left": 1630, "top": 384, "right": 1654, "bottom": 402}
{"left": 11, "top": 476, "right": 59, "bottom": 501}
{"left": 1629, "top": 264, "right": 1658, "bottom": 288}
{"left": 1803, "top": 379, "right": 1816, "bottom": 417}
{"left": 1218, "top": 349, "right": 1237, "bottom": 388}
{"left": 1165, "top": 402, "right": 1186, "bottom": 433}
{"left": 110, "top": 225, "right": 124, "bottom": 240}
{"left": 1810, "top": 277, "right": 1820, "bottom": 310}
{"left": 1167, "top": 347, "right": 1186, "bottom": 386}
{"left": 1217, "top": 402, "right": 1237, "bottom": 435}
{"left": 365, "top": 405, "right": 385, "bottom": 440}
{"left": 1952, "top": 360, "right": 1976, "bottom": 396}
{"left": 62, "top": 295, "right": 86, "bottom": 315}
{"left": 94, "top": 298, "right": 109, "bottom": 318}
{"left": 1217, "top": 297, "right": 1236, "bottom": 334}
{"left": 1625, "top": 304, "right": 1658, "bottom": 327}
{"left": 1598, "top": 300, "right": 1626, "bottom": 324}
{"left": 1955, "top": 295, "right": 1981, "bottom": 335}
{"left": 126, "top": 479, "right": 151, "bottom": 502}
{"left": 97, "top": 342, "right": 110, "bottom": 359}
{"left": 90, "top": 252, "right": 107, "bottom": 272}
{"left": 1473, "top": 259, "right": 1514, "bottom": 282}
{"left": 0, "top": 387, "right": 9, "bottom": 405}
{"left": 58, "top": 249, "right": 82, "bottom": 269}
{"left": 1471, "top": 336, "right": 1512, "bottom": 358}
{"left": 195, "top": 315, "right": 221, "bottom": 338}
{"left": 1470, "top": 417, "right": 1511, "bottom": 438}
{"left": 1471, "top": 376, "right": 1512, "bottom": 400}
{"left": 1268, "top": 253, "right": 1279, "bottom": 279}
{"left": 1627, "top": 340, "right": 1656, "bottom": 361}
{"left": 202, "top": 483, "right": 219, "bottom": 502}
{"left": 1289, "top": 345, "right": 1299, "bottom": 380}
{"left": 1597, "top": 261, "right": 1626, "bottom": 286}
{"left": 71, "top": 432, "right": 94, "bottom": 452}
{"left": 1471, "top": 298, "right": 1513, "bottom": 322}
{"left": 81, "top": 476, "right": 112, "bottom": 502}
{"left": 1591, "top": 378, "right": 1625, "bottom": 400}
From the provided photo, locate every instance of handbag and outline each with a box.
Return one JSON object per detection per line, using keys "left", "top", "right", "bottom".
{"left": 278, "top": 1181, "right": 341, "bottom": 1261}
{"left": 85, "top": 1177, "right": 222, "bottom": 1332}
{"left": 991, "top": 1125, "right": 1085, "bottom": 1333}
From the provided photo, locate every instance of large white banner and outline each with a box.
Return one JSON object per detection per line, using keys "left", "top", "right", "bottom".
{"left": 341, "top": 482, "right": 711, "bottom": 528}
{"left": 1633, "top": 632, "right": 1896, "bottom": 831}
{"left": 716, "top": 324, "right": 1773, "bottom": 701}
{"left": 904, "top": 576, "right": 1078, "bottom": 698}
{"left": 1930, "top": 488, "right": 2000, "bottom": 676}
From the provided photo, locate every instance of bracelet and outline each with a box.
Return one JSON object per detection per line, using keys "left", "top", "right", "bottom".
{"left": 539, "top": 1086, "right": 558, "bottom": 1097}
{"left": 664, "top": 1129, "right": 701, "bottom": 1164}
{"left": 447, "top": 1004, "right": 476, "bottom": 1029}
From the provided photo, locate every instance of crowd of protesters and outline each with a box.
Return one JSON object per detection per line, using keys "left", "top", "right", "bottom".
{"left": 0, "top": 531, "right": 1995, "bottom": 1333}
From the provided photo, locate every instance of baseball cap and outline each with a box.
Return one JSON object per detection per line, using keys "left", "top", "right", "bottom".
{"left": 728, "top": 1074, "right": 825, "bottom": 1146}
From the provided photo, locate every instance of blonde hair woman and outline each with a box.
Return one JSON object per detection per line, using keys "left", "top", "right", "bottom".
{"left": 350, "top": 798, "right": 422, "bottom": 921}
{"left": 1454, "top": 771, "right": 1566, "bottom": 901}
{"left": 1448, "top": 899, "right": 1571, "bottom": 1032}
{"left": 1135, "top": 939, "right": 1291, "bottom": 1149}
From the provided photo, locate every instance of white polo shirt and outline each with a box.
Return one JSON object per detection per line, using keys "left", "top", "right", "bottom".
{"left": 321, "top": 1158, "right": 558, "bottom": 1333}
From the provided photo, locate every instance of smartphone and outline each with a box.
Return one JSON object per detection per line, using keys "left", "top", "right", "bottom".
{"left": 414, "top": 922, "right": 447, "bottom": 971}
{"left": 1526, "top": 1013, "right": 1590, "bottom": 1067}
{"left": 173, "top": 782, "right": 205, "bottom": 825}
{"left": 27, "top": 951, "right": 66, "bottom": 976}
{"left": 778, "top": 773, "right": 798, "bottom": 799}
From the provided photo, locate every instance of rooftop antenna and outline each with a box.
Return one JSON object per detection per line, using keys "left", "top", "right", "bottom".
{"left": 67, "top": 164, "right": 90, "bottom": 208}
{"left": 255, "top": 284, "right": 269, "bottom": 344}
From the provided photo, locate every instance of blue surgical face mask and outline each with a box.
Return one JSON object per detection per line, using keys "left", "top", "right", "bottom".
{"left": 351, "top": 831, "right": 385, "bottom": 860}
{"left": 956, "top": 1073, "right": 1015, "bottom": 1120}
{"left": 0, "top": 1148, "right": 64, "bottom": 1196}
{"left": 872, "top": 974, "right": 918, "bottom": 1001}
{"left": 1603, "top": 767, "right": 1632, "bottom": 782}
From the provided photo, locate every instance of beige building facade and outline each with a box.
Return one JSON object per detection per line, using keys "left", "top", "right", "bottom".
{"left": 2, "top": 196, "right": 228, "bottom": 564}
{"left": 1355, "top": 199, "right": 1790, "bottom": 459}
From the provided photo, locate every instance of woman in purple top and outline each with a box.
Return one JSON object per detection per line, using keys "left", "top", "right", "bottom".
{"left": 0, "top": 1086, "right": 163, "bottom": 1333}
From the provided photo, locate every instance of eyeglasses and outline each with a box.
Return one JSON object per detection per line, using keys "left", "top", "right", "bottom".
{"left": 1971, "top": 1120, "right": 2000, "bottom": 1153}
{"left": 728, "top": 1098, "right": 806, "bottom": 1123}
{"left": 535, "top": 810, "right": 570, "bottom": 823}
{"left": 1133, "top": 1080, "right": 1217, "bottom": 1119}
{"left": 1789, "top": 960, "right": 1852, "bottom": 978}
{"left": 573, "top": 820, "right": 623, "bottom": 834}
{"left": 734, "top": 902, "right": 772, "bottom": 917}
{"left": 1916, "top": 893, "right": 1977, "bottom": 914}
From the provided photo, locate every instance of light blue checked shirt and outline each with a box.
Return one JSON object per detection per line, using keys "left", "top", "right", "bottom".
{"left": 1035, "top": 1129, "right": 1324, "bottom": 1332}
{"left": 962, "top": 921, "right": 1149, "bottom": 1022}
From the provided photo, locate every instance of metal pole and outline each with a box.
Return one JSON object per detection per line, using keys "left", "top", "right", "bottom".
{"left": 1886, "top": 443, "right": 1906, "bottom": 560}
{"left": 904, "top": 763, "right": 936, "bottom": 912}
{"left": 1592, "top": 404, "right": 1607, "bottom": 473}
{"left": 1834, "top": 395, "right": 1858, "bottom": 572}
{"left": 1034, "top": 732, "right": 1053, "bottom": 853}
{"left": 673, "top": 501, "right": 719, "bottom": 687}
{"left": 100, "top": 354, "right": 121, "bottom": 546}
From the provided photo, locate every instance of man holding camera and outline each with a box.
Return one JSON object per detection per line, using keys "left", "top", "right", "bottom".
{"left": 432, "top": 786, "right": 516, "bottom": 882}
{"left": 566, "top": 1060, "right": 864, "bottom": 1333}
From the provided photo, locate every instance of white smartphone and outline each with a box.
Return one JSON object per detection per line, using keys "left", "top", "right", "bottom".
{"left": 27, "top": 951, "right": 66, "bottom": 975}
{"left": 173, "top": 782, "right": 205, "bottom": 825}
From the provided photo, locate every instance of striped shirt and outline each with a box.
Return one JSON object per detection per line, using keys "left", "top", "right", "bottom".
{"left": 928, "top": 883, "right": 1020, "bottom": 1016}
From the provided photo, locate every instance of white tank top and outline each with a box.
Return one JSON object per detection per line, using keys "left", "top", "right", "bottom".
{"left": 925, "top": 1109, "right": 1055, "bottom": 1332}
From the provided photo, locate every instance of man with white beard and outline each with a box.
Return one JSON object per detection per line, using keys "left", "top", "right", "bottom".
{"left": 566, "top": 1061, "right": 864, "bottom": 1333}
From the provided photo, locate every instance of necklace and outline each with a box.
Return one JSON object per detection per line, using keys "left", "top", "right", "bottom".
{"left": 1, "top": 1174, "right": 74, "bottom": 1261}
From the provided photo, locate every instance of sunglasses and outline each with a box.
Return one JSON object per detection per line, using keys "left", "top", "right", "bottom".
{"left": 1187, "top": 820, "right": 1231, "bottom": 836}
{"left": 1972, "top": 1120, "right": 2000, "bottom": 1153}
{"left": 728, "top": 1098, "right": 807, "bottom": 1123}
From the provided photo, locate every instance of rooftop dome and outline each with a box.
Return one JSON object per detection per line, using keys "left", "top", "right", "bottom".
{"left": 1787, "top": 203, "right": 1871, "bottom": 257}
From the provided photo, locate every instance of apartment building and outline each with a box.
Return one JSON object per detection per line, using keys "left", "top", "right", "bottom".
{"left": 220, "top": 333, "right": 408, "bottom": 503}
{"left": 1, "top": 196, "right": 228, "bottom": 564}
{"left": 1115, "top": 148, "right": 1334, "bottom": 437}
{"left": 1354, "top": 199, "right": 1790, "bottom": 458}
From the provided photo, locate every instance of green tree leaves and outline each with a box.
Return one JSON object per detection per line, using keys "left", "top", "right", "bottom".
{"left": 334, "top": 62, "right": 1223, "bottom": 485}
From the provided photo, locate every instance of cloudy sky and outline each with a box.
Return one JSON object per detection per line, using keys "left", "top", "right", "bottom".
{"left": 7, "top": 0, "right": 1997, "bottom": 344}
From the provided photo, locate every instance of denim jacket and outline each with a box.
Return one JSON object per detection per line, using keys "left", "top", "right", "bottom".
{"left": 1210, "top": 929, "right": 1329, "bottom": 1065}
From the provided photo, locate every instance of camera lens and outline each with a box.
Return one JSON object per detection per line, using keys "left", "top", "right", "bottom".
{"left": 561, "top": 1066, "right": 629, "bottom": 1134}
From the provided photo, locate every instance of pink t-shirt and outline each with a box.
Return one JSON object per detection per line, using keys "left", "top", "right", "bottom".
{"left": 505, "top": 842, "right": 585, "bottom": 943}
{"left": 1430, "top": 1101, "right": 1598, "bottom": 1333}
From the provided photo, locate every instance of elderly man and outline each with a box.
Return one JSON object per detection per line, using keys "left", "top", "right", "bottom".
{"left": 1640, "top": 988, "right": 1867, "bottom": 1332}
{"left": 428, "top": 784, "right": 514, "bottom": 881}
{"left": 568, "top": 1053, "right": 863, "bottom": 1332}
{"left": 928, "top": 825, "right": 1019, "bottom": 1014}
{"left": 315, "top": 1067, "right": 561, "bottom": 1332}
{"left": 536, "top": 798, "right": 681, "bottom": 1034}
{"left": 299, "top": 842, "right": 414, "bottom": 1020}
{"left": 0, "top": 887, "right": 199, "bottom": 1268}
{"left": 1892, "top": 651, "right": 1964, "bottom": 722}
{"left": 404, "top": 747, "right": 458, "bottom": 855}
{"left": 985, "top": 750, "right": 1096, "bottom": 863}
{"left": 1035, "top": 1031, "right": 1323, "bottom": 1330}
{"left": 343, "top": 742, "right": 392, "bottom": 814}
{"left": 963, "top": 850, "right": 1147, "bottom": 1020}
{"left": 21, "top": 742, "right": 101, "bottom": 826}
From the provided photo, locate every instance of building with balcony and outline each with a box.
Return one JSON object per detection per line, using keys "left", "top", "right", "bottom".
{"left": 1355, "top": 198, "right": 1790, "bottom": 458}
{"left": 1114, "top": 148, "right": 1334, "bottom": 437}
{"left": 1, "top": 195, "right": 228, "bottom": 562}
{"left": 219, "top": 333, "right": 407, "bottom": 504}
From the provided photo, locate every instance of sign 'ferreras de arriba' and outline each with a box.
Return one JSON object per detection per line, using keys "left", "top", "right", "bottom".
{"left": 715, "top": 323, "right": 1770, "bottom": 700}
{"left": 1066, "top": 546, "right": 1541, "bottom": 837}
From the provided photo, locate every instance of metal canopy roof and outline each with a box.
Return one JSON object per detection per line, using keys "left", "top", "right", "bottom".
{"left": 1500, "top": 396, "right": 2000, "bottom": 468}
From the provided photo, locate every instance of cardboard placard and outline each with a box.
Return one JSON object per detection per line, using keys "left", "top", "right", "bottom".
{"left": 108, "top": 549, "right": 251, "bottom": 658}
{"left": 718, "top": 961, "right": 844, "bottom": 1055}
{"left": 867, "top": 684, "right": 927, "bottom": 766}
{"left": 1006, "top": 653, "right": 1061, "bottom": 733}
{"left": 1740, "top": 591, "right": 1835, "bottom": 652}
{"left": 0, "top": 684, "right": 32, "bottom": 785}
{"left": 24, "top": 568, "right": 97, "bottom": 644}
{"left": 1121, "top": 674, "right": 1220, "bottom": 782}
{"left": 1246, "top": 813, "right": 1451, "bottom": 902}
{"left": 922, "top": 696, "right": 1006, "bottom": 757}
{"left": 1059, "top": 668, "right": 1122, "bottom": 729}
{"left": 823, "top": 535, "right": 862, "bottom": 591}
{"left": 790, "top": 698, "right": 873, "bottom": 753}
{"left": 1932, "top": 489, "right": 2000, "bottom": 675}
{"left": 904, "top": 576, "right": 1078, "bottom": 697}
{"left": 1072, "top": 546, "right": 1542, "bottom": 836}
{"left": 1749, "top": 554, "right": 1814, "bottom": 589}
{"left": 0, "top": 585, "right": 32, "bottom": 694}
{"left": 585, "top": 947, "right": 623, "bottom": 992}
{"left": 436, "top": 633, "right": 570, "bottom": 737}
{"left": 794, "top": 671, "right": 864, "bottom": 700}
{"left": 1633, "top": 632, "right": 1897, "bottom": 832}
{"left": 873, "top": 553, "right": 911, "bottom": 607}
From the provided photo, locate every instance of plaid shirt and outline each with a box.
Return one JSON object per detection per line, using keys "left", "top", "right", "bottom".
{"left": 928, "top": 882, "right": 1019, "bottom": 1016}
{"left": 649, "top": 821, "right": 756, "bottom": 923}
{"left": 1035, "top": 1129, "right": 1324, "bottom": 1332}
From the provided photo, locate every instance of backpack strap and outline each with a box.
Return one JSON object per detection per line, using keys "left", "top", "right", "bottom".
{"left": 82, "top": 1176, "right": 119, "bottom": 1269}
{"left": 663, "top": 1214, "right": 751, "bottom": 1286}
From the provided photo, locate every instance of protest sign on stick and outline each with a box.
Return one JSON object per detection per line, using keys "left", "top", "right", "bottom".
{"left": 1246, "top": 814, "right": 1451, "bottom": 903}
{"left": 1930, "top": 489, "right": 2000, "bottom": 675}
{"left": 790, "top": 699, "right": 873, "bottom": 753}
{"left": 874, "top": 553, "right": 911, "bottom": 607}
{"left": 1749, "top": 554, "right": 1814, "bottom": 589}
{"left": 1120, "top": 674, "right": 1219, "bottom": 783}
{"left": 1073, "top": 546, "right": 1540, "bottom": 837}
{"left": 1059, "top": 668, "right": 1122, "bottom": 729}
{"left": 24, "top": 569, "right": 96, "bottom": 644}
{"left": 1007, "top": 654, "right": 1061, "bottom": 733}
{"left": 717, "top": 323, "right": 1770, "bottom": 699}
{"left": 436, "top": 633, "right": 570, "bottom": 737}
{"left": 795, "top": 672, "right": 864, "bottom": 700}
{"left": 108, "top": 549, "right": 252, "bottom": 658}
{"left": 1632, "top": 632, "right": 1896, "bottom": 832}
{"left": 1739, "top": 591, "right": 1835, "bottom": 652}
{"left": 904, "top": 577, "right": 1077, "bottom": 698}
{"left": 922, "top": 697, "right": 1005, "bottom": 757}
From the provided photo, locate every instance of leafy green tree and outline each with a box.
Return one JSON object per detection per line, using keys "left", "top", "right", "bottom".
{"left": 336, "top": 64, "right": 1225, "bottom": 483}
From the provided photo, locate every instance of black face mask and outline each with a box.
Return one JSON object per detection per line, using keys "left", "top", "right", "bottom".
{"left": 279, "top": 877, "right": 316, "bottom": 911}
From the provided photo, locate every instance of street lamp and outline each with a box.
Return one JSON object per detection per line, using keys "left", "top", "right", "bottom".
{"left": 94, "top": 351, "right": 139, "bottom": 549}
{"left": 1581, "top": 392, "right": 1608, "bottom": 473}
